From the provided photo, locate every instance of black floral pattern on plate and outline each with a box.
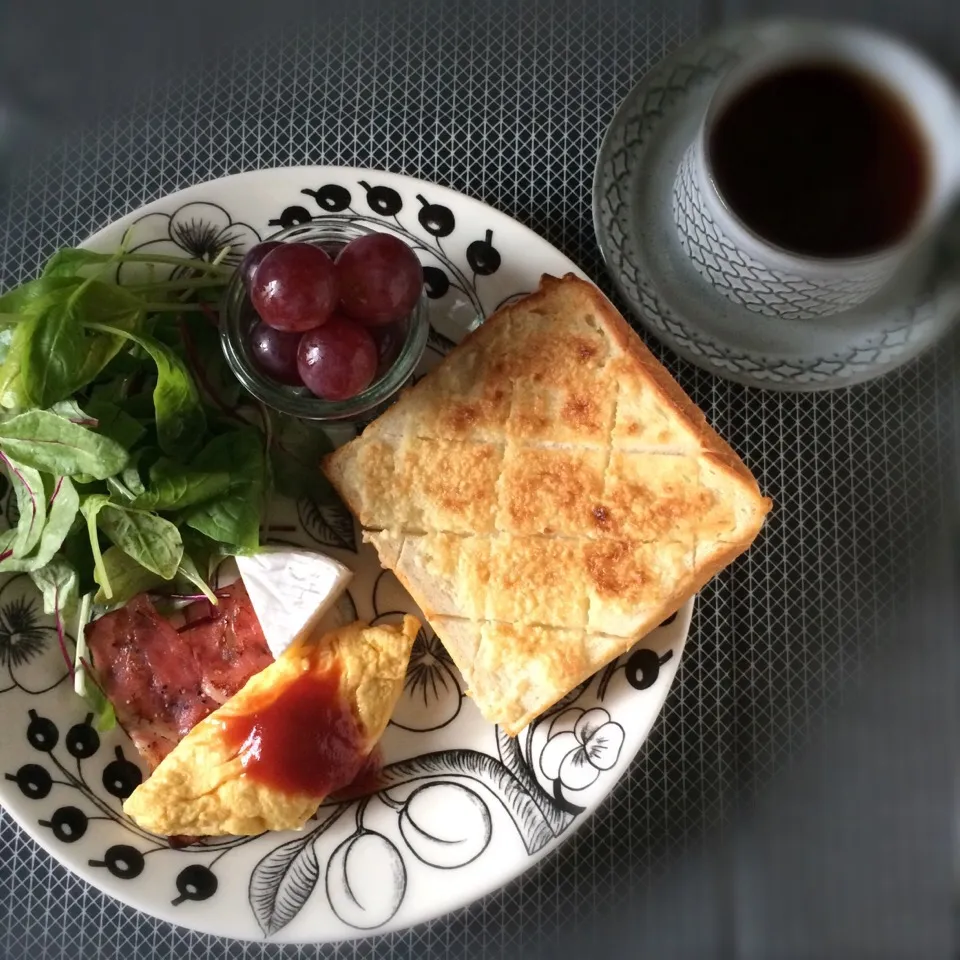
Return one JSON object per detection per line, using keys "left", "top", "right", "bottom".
{"left": 6, "top": 699, "right": 256, "bottom": 896}
{"left": 0, "top": 176, "right": 688, "bottom": 942}
{"left": 117, "top": 202, "right": 261, "bottom": 285}
{"left": 371, "top": 571, "right": 464, "bottom": 733}
{"left": 0, "top": 455, "right": 682, "bottom": 939}
{"left": 0, "top": 575, "right": 69, "bottom": 695}
{"left": 240, "top": 599, "right": 679, "bottom": 935}
{"left": 297, "top": 496, "right": 357, "bottom": 554}
{"left": 271, "top": 180, "right": 509, "bottom": 326}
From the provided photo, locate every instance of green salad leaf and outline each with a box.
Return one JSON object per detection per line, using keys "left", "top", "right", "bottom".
{"left": 0, "top": 275, "right": 82, "bottom": 316}
{"left": 0, "top": 453, "right": 47, "bottom": 559}
{"left": 0, "top": 321, "right": 33, "bottom": 411}
{"left": 118, "top": 456, "right": 148, "bottom": 498}
{"left": 37, "top": 477, "right": 80, "bottom": 562}
{"left": 177, "top": 551, "right": 218, "bottom": 604}
{"left": 133, "top": 458, "right": 234, "bottom": 511}
{"left": 21, "top": 282, "right": 143, "bottom": 408}
{"left": 94, "top": 547, "right": 165, "bottom": 606}
{"left": 29, "top": 557, "right": 80, "bottom": 622}
{"left": 88, "top": 323, "right": 205, "bottom": 460}
{"left": 180, "top": 529, "right": 221, "bottom": 582}
{"left": 83, "top": 397, "right": 146, "bottom": 449}
{"left": 96, "top": 503, "right": 183, "bottom": 580}
{"left": 0, "top": 476, "right": 79, "bottom": 573}
{"left": 0, "top": 240, "right": 315, "bottom": 707}
{"left": 91, "top": 698, "right": 116, "bottom": 732}
{"left": 72, "top": 590, "right": 116, "bottom": 731}
{"left": 270, "top": 414, "right": 336, "bottom": 504}
{"left": 0, "top": 409, "right": 129, "bottom": 478}
{"left": 21, "top": 302, "right": 89, "bottom": 408}
{"left": 79, "top": 494, "right": 112, "bottom": 596}
{"left": 41, "top": 249, "right": 117, "bottom": 280}
{"left": 59, "top": 528, "right": 98, "bottom": 597}
{"left": 183, "top": 428, "right": 266, "bottom": 552}
{"left": 50, "top": 399, "right": 98, "bottom": 425}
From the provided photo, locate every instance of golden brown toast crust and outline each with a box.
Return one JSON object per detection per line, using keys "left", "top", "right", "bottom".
{"left": 324, "top": 274, "right": 771, "bottom": 735}
{"left": 550, "top": 274, "right": 760, "bottom": 490}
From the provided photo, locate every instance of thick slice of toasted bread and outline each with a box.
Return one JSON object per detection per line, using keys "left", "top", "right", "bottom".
{"left": 324, "top": 274, "right": 771, "bottom": 734}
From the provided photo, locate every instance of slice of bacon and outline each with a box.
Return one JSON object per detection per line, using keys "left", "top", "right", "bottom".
{"left": 181, "top": 583, "right": 277, "bottom": 705}
{"left": 87, "top": 582, "right": 273, "bottom": 771}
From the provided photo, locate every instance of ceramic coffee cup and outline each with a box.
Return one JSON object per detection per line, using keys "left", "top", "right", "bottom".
{"left": 671, "top": 21, "right": 960, "bottom": 321}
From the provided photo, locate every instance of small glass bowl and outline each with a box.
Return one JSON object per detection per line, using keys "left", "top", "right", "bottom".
{"left": 220, "top": 219, "right": 429, "bottom": 421}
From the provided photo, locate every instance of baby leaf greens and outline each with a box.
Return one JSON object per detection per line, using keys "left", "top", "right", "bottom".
{"left": 0, "top": 240, "right": 337, "bottom": 725}
{"left": 93, "top": 546, "right": 165, "bottom": 606}
{"left": 0, "top": 454, "right": 47, "bottom": 560}
{"left": 0, "top": 475, "right": 80, "bottom": 574}
{"left": 182, "top": 429, "right": 266, "bottom": 553}
{"left": 0, "top": 410, "right": 129, "bottom": 478}
{"left": 85, "top": 322, "right": 205, "bottom": 459}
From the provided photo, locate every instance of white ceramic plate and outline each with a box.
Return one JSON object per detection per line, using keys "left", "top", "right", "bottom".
{"left": 0, "top": 166, "right": 690, "bottom": 943}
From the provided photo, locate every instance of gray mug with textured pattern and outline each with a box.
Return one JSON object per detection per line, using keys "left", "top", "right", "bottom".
{"left": 671, "top": 22, "right": 960, "bottom": 322}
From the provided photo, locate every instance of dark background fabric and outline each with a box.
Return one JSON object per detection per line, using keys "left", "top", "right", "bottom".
{"left": 0, "top": 1, "right": 955, "bottom": 957}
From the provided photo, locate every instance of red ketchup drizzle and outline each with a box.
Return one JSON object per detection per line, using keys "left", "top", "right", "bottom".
{"left": 331, "top": 748, "right": 385, "bottom": 801}
{"left": 220, "top": 662, "right": 366, "bottom": 796}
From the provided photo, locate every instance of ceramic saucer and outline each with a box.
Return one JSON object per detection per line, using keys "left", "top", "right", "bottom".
{"left": 593, "top": 22, "right": 960, "bottom": 391}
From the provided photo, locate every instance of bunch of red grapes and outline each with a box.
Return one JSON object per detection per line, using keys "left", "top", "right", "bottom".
{"left": 240, "top": 233, "right": 423, "bottom": 400}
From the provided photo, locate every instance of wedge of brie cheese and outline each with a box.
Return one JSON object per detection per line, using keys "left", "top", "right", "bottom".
{"left": 236, "top": 547, "right": 353, "bottom": 660}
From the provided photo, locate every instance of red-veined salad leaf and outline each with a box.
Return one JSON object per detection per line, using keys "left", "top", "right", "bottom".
{"left": 0, "top": 240, "right": 337, "bottom": 723}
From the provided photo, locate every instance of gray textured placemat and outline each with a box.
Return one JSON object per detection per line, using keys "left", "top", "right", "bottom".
{"left": 0, "top": 1, "right": 954, "bottom": 957}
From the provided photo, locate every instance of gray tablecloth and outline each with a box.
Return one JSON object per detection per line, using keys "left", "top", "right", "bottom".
{"left": 0, "top": 1, "right": 955, "bottom": 958}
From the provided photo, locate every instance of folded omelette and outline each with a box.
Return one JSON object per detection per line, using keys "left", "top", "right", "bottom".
{"left": 123, "top": 616, "right": 419, "bottom": 837}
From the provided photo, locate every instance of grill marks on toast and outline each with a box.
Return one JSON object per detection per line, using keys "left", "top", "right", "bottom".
{"left": 366, "top": 530, "right": 695, "bottom": 639}
{"left": 350, "top": 435, "right": 741, "bottom": 548}
{"left": 325, "top": 274, "right": 771, "bottom": 734}
{"left": 582, "top": 350, "right": 622, "bottom": 635}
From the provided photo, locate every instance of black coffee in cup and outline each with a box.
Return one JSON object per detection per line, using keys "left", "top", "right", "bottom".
{"left": 708, "top": 62, "right": 930, "bottom": 259}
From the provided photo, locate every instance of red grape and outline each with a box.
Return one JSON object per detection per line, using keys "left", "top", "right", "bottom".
{"left": 238, "top": 241, "right": 282, "bottom": 290}
{"left": 336, "top": 233, "right": 423, "bottom": 326}
{"left": 250, "top": 242, "right": 338, "bottom": 332}
{"left": 297, "top": 315, "right": 378, "bottom": 401}
{"left": 249, "top": 320, "right": 304, "bottom": 385}
{"left": 371, "top": 321, "right": 403, "bottom": 370}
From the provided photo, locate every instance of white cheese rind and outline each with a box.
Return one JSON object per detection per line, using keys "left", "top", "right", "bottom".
{"left": 236, "top": 547, "right": 353, "bottom": 660}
